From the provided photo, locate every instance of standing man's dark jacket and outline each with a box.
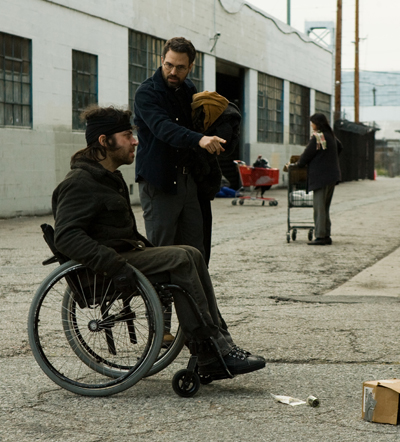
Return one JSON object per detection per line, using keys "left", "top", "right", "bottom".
{"left": 52, "top": 158, "right": 152, "bottom": 277}
{"left": 134, "top": 67, "right": 203, "bottom": 194}
{"left": 297, "top": 131, "right": 342, "bottom": 192}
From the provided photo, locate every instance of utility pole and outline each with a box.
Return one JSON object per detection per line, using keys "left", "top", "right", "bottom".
{"left": 354, "top": 0, "right": 360, "bottom": 122}
{"left": 334, "top": 0, "right": 342, "bottom": 121}
{"left": 287, "top": 0, "right": 291, "bottom": 25}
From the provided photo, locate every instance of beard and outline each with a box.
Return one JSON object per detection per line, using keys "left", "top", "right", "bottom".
{"left": 161, "top": 69, "right": 185, "bottom": 89}
{"left": 107, "top": 137, "right": 135, "bottom": 166}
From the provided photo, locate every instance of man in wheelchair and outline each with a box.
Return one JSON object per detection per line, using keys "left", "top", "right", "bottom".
{"left": 51, "top": 104, "right": 265, "bottom": 379}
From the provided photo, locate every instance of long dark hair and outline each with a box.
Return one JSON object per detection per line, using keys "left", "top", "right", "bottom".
{"left": 71, "top": 105, "right": 132, "bottom": 165}
{"left": 310, "top": 113, "right": 334, "bottom": 136}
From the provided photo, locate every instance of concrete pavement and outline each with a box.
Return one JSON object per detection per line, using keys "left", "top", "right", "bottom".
{"left": 326, "top": 246, "right": 400, "bottom": 299}
{"left": 1, "top": 176, "right": 400, "bottom": 441}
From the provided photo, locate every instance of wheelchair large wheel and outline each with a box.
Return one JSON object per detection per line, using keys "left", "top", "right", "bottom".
{"left": 28, "top": 261, "right": 164, "bottom": 397}
{"left": 64, "top": 277, "right": 184, "bottom": 380}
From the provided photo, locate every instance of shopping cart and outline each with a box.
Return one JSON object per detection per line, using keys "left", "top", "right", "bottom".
{"left": 286, "top": 163, "right": 314, "bottom": 243}
{"left": 231, "top": 160, "right": 279, "bottom": 206}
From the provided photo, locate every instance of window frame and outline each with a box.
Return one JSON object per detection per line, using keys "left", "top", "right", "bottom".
{"left": 72, "top": 49, "right": 98, "bottom": 131}
{"left": 0, "top": 31, "right": 32, "bottom": 128}
{"left": 257, "top": 72, "right": 284, "bottom": 144}
{"left": 315, "top": 90, "right": 332, "bottom": 125}
{"left": 289, "top": 82, "right": 310, "bottom": 145}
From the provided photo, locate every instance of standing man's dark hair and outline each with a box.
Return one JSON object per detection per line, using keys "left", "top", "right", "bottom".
{"left": 162, "top": 37, "right": 196, "bottom": 65}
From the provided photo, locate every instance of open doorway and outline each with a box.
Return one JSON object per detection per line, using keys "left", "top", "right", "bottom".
{"left": 216, "top": 60, "right": 244, "bottom": 190}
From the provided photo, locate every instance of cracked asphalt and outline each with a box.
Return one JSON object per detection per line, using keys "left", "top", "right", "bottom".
{"left": 1, "top": 176, "right": 400, "bottom": 441}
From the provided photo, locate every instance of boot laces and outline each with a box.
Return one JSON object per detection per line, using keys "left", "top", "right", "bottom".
{"left": 228, "top": 345, "right": 251, "bottom": 360}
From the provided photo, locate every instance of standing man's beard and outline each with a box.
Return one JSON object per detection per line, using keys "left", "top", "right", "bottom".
{"left": 162, "top": 70, "right": 185, "bottom": 89}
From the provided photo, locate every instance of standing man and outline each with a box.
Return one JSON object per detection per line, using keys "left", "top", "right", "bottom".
{"left": 134, "top": 37, "right": 226, "bottom": 259}
{"left": 52, "top": 105, "right": 265, "bottom": 379}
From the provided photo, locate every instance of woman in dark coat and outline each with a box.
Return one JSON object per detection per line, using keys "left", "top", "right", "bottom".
{"left": 296, "top": 113, "right": 342, "bottom": 245}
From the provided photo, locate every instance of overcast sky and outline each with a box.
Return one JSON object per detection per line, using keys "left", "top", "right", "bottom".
{"left": 245, "top": 0, "right": 400, "bottom": 72}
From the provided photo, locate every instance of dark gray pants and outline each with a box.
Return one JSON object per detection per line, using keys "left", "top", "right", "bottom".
{"left": 139, "top": 173, "right": 205, "bottom": 259}
{"left": 121, "top": 245, "right": 233, "bottom": 365}
{"left": 313, "top": 184, "right": 335, "bottom": 238}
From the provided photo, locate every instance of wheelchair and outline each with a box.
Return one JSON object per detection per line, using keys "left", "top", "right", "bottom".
{"left": 27, "top": 224, "right": 233, "bottom": 397}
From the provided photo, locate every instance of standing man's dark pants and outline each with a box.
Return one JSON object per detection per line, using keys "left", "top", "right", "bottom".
{"left": 139, "top": 171, "right": 206, "bottom": 259}
{"left": 313, "top": 183, "right": 335, "bottom": 238}
{"left": 121, "top": 245, "right": 233, "bottom": 365}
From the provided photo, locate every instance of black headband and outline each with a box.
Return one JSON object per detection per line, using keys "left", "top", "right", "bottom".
{"left": 85, "top": 116, "right": 132, "bottom": 145}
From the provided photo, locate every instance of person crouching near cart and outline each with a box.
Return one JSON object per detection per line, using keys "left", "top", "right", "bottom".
{"left": 292, "top": 113, "right": 342, "bottom": 245}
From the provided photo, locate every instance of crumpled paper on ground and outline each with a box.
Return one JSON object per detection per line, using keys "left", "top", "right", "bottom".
{"left": 270, "top": 393, "right": 306, "bottom": 406}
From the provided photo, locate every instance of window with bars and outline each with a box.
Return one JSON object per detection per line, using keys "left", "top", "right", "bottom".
{"left": 257, "top": 72, "right": 283, "bottom": 143}
{"left": 72, "top": 50, "right": 98, "bottom": 130}
{"left": 315, "top": 91, "right": 331, "bottom": 124}
{"left": 188, "top": 52, "right": 203, "bottom": 92}
{"left": 128, "top": 30, "right": 203, "bottom": 111}
{"left": 0, "top": 32, "right": 32, "bottom": 127}
{"left": 289, "top": 82, "right": 310, "bottom": 145}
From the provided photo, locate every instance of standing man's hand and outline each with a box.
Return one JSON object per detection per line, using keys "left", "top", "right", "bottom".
{"left": 199, "top": 136, "right": 226, "bottom": 155}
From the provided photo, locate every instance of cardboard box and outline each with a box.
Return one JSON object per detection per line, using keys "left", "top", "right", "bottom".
{"left": 362, "top": 379, "right": 400, "bottom": 424}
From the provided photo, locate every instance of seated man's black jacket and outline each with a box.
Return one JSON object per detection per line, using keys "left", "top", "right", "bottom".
{"left": 52, "top": 158, "right": 152, "bottom": 277}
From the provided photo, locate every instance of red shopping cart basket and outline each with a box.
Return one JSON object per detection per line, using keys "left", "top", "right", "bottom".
{"left": 231, "top": 160, "right": 279, "bottom": 206}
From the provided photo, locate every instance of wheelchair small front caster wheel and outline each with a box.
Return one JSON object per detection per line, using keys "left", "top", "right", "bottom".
{"left": 172, "top": 369, "right": 200, "bottom": 397}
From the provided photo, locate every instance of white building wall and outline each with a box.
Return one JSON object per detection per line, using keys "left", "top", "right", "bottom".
{"left": 310, "top": 89, "right": 316, "bottom": 116}
{"left": 243, "top": 69, "right": 258, "bottom": 146}
{"left": 0, "top": 0, "right": 332, "bottom": 217}
{"left": 203, "top": 54, "right": 216, "bottom": 92}
{"left": 0, "top": 0, "right": 131, "bottom": 217}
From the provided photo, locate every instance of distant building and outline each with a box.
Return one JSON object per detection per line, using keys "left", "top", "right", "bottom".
{"left": 0, "top": 0, "right": 332, "bottom": 217}
{"left": 341, "top": 71, "right": 400, "bottom": 176}
{"left": 341, "top": 70, "right": 400, "bottom": 107}
{"left": 341, "top": 70, "right": 400, "bottom": 139}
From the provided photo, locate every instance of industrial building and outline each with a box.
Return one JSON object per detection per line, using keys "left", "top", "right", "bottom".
{"left": 0, "top": 0, "right": 333, "bottom": 217}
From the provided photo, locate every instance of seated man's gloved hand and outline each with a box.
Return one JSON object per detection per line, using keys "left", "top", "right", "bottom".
{"left": 112, "top": 263, "right": 138, "bottom": 296}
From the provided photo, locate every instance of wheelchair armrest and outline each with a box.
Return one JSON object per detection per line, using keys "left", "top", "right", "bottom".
{"left": 40, "top": 223, "right": 69, "bottom": 264}
{"left": 42, "top": 255, "right": 59, "bottom": 266}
